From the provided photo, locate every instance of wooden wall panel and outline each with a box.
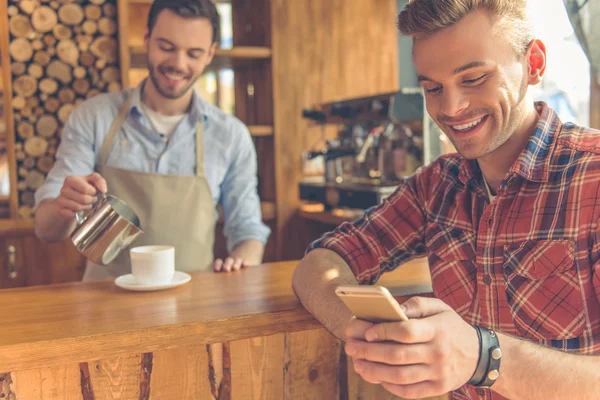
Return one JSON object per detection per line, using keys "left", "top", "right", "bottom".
{"left": 283, "top": 328, "right": 342, "bottom": 399}
{"left": 208, "top": 343, "right": 227, "bottom": 400}
{"left": 87, "top": 354, "right": 142, "bottom": 400}
{"left": 270, "top": 0, "right": 400, "bottom": 260}
{"left": 11, "top": 364, "right": 82, "bottom": 400}
{"left": 1, "top": 335, "right": 449, "bottom": 399}
{"left": 150, "top": 345, "right": 212, "bottom": 400}
{"left": 230, "top": 334, "right": 285, "bottom": 400}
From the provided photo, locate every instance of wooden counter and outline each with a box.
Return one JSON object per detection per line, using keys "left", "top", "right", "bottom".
{"left": 0, "top": 259, "right": 445, "bottom": 400}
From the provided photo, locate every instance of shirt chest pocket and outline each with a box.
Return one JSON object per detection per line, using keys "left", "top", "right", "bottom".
{"left": 503, "top": 240, "right": 585, "bottom": 340}
{"left": 426, "top": 223, "right": 477, "bottom": 316}
{"left": 106, "top": 138, "right": 147, "bottom": 172}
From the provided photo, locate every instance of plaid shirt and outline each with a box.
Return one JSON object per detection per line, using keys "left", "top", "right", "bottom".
{"left": 308, "top": 103, "right": 600, "bottom": 400}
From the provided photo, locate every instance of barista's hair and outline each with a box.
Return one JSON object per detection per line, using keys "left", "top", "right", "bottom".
{"left": 397, "top": 0, "right": 533, "bottom": 55}
{"left": 147, "top": 0, "right": 220, "bottom": 44}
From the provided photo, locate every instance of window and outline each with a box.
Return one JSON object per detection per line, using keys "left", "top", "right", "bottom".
{"left": 528, "top": 0, "right": 591, "bottom": 126}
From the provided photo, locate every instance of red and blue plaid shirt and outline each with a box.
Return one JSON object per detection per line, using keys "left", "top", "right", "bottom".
{"left": 308, "top": 103, "right": 600, "bottom": 399}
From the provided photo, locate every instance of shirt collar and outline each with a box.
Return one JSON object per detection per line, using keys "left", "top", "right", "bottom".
{"left": 458, "top": 101, "right": 562, "bottom": 185}
{"left": 128, "top": 79, "right": 208, "bottom": 123}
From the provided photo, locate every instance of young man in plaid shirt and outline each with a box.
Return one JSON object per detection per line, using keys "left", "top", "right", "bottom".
{"left": 293, "top": 1, "right": 600, "bottom": 399}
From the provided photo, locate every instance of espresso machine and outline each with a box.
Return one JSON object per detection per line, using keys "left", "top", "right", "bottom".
{"left": 300, "top": 90, "right": 437, "bottom": 210}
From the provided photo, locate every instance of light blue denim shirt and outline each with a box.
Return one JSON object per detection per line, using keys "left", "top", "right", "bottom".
{"left": 35, "top": 82, "right": 271, "bottom": 252}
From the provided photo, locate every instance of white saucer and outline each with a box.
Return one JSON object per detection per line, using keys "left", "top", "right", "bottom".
{"left": 115, "top": 271, "right": 191, "bottom": 292}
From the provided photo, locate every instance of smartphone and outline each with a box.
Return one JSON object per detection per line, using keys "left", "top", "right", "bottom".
{"left": 335, "top": 285, "right": 409, "bottom": 323}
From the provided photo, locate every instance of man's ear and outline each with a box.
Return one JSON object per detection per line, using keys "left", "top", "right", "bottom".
{"left": 144, "top": 28, "right": 150, "bottom": 49}
{"left": 205, "top": 42, "right": 217, "bottom": 65}
{"left": 526, "top": 39, "right": 547, "bottom": 85}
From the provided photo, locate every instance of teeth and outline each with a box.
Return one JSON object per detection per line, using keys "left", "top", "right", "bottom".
{"left": 453, "top": 117, "right": 484, "bottom": 131}
{"left": 164, "top": 73, "right": 184, "bottom": 81}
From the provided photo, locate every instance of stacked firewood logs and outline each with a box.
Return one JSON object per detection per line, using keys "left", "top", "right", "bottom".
{"left": 8, "top": 0, "right": 121, "bottom": 218}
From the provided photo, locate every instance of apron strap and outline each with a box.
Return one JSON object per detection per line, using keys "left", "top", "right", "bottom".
{"left": 195, "top": 120, "right": 204, "bottom": 177}
{"left": 100, "top": 97, "right": 132, "bottom": 165}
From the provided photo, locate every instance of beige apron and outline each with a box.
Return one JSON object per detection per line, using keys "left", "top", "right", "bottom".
{"left": 82, "top": 97, "right": 215, "bottom": 281}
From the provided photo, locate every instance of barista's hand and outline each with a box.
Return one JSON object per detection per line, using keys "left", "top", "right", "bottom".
{"left": 56, "top": 173, "right": 108, "bottom": 219}
{"left": 213, "top": 240, "right": 263, "bottom": 272}
{"left": 213, "top": 257, "right": 248, "bottom": 272}
{"left": 344, "top": 297, "right": 479, "bottom": 399}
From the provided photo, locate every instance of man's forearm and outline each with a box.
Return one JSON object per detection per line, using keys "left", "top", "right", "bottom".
{"left": 230, "top": 239, "right": 265, "bottom": 266}
{"left": 34, "top": 199, "right": 77, "bottom": 243}
{"left": 292, "top": 248, "right": 358, "bottom": 341}
{"left": 493, "top": 332, "right": 600, "bottom": 399}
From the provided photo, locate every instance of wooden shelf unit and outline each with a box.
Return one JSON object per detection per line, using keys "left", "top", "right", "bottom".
{"left": 247, "top": 125, "right": 273, "bottom": 137}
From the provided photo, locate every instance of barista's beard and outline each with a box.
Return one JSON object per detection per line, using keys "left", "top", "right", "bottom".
{"left": 147, "top": 59, "right": 200, "bottom": 100}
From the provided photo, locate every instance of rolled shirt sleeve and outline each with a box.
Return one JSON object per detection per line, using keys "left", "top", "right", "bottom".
{"left": 307, "top": 169, "right": 428, "bottom": 284}
{"left": 220, "top": 121, "right": 271, "bottom": 252}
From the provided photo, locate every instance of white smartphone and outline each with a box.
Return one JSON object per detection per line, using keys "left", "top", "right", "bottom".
{"left": 335, "top": 284, "right": 409, "bottom": 323}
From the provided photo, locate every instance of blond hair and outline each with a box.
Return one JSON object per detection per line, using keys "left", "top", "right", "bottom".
{"left": 397, "top": 0, "right": 534, "bottom": 55}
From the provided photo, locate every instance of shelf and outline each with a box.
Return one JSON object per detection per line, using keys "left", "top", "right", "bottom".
{"left": 217, "top": 201, "right": 276, "bottom": 225}
{"left": 129, "top": 46, "right": 272, "bottom": 71}
{"left": 297, "top": 203, "right": 364, "bottom": 226}
{"left": 260, "top": 201, "right": 276, "bottom": 221}
{"left": 248, "top": 125, "right": 273, "bottom": 137}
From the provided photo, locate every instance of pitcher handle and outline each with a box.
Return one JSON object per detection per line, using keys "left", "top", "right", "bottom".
{"left": 75, "top": 192, "right": 106, "bottom": 225}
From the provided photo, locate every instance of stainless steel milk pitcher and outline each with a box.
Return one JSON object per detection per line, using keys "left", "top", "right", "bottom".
{"left": 71, "top": 193, "right": 143, "bottom": 266}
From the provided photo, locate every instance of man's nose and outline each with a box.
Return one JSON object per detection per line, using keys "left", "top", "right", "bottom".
{"left": 440, "top": 88, "right": 469, "bottom": 118}
{"left": 170, "top": 50, "right": 187, "bottom": 72}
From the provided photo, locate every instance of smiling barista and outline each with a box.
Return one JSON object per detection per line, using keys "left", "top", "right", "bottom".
{"left": 34, "top": 0, "right": 271, "bottom": 279}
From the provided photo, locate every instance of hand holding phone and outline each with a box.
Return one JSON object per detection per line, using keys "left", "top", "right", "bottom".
{"left": 335, "top": 284, "right": 409, "bottom": 323}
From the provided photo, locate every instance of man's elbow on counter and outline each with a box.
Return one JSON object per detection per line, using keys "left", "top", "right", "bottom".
{"left": 291, "top": 259, "right": 308, "bottom": 300}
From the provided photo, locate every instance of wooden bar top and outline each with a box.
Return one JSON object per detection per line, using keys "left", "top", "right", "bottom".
{"left": 0, "top": 259, "right": 432, "bottom": 373}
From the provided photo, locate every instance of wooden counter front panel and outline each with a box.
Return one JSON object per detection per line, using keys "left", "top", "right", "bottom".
{"left": 0, "top": 328, "right": 447, "bottom": 400}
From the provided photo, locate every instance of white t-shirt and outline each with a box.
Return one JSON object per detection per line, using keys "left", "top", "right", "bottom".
{"left": 483, "top": 177, "right": 496, "bottom": 202}
{"left": 141, "top": 103, "right": 186, "bottom": 140}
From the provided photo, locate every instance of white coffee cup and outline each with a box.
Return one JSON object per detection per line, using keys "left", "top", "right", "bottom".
{"left": 130, "top": 245, "right": 175, "bottom": 286}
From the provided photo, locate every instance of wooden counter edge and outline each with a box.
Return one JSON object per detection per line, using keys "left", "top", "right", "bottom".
{"left": 0, "top": 307, "right": 324, "bottom": 373}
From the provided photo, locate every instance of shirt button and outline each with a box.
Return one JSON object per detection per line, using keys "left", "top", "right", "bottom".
{"left": 483, "top": 275, "right": 492, "bottom": 285}
{"left": 476, "top": 388, "right": 486, "bottom": 396}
